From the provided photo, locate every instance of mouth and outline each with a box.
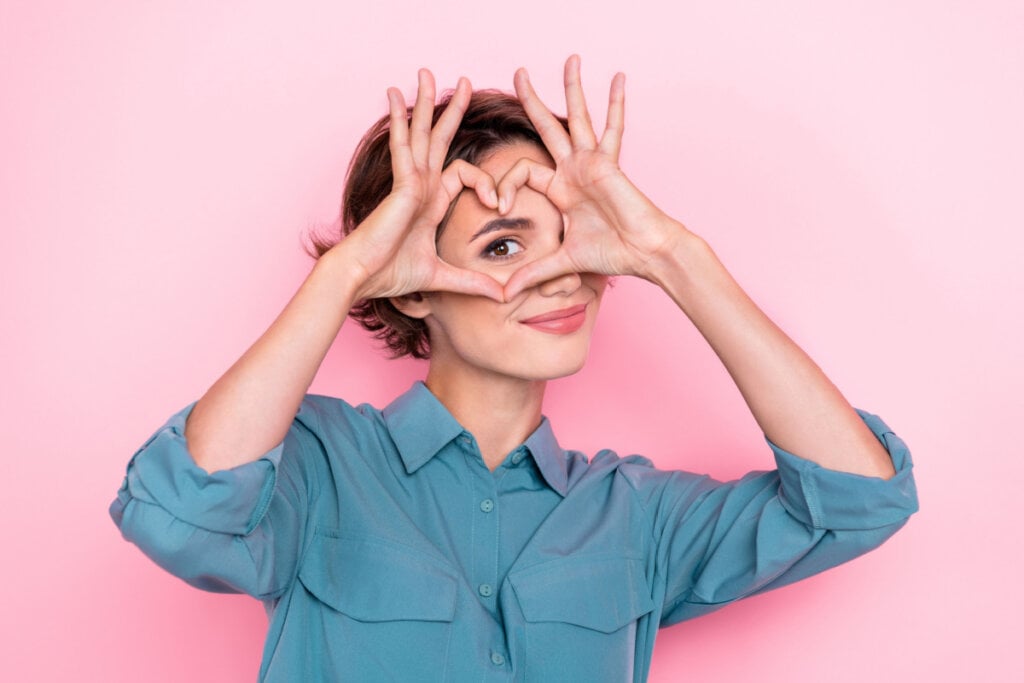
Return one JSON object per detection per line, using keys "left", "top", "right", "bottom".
{"left": 519, "top": 303, "right": 588, "bottom": 335}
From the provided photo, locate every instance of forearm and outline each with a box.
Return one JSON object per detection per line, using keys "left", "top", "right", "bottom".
{"left": 185, "top": 248, "right": 364, "bottom": 473}
{"left": 645, "top": 223, "right": 896, "bottom": 479}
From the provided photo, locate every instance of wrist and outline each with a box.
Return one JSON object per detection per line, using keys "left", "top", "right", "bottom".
{"left": 634, "top": 218, "right": 707, "bottom": 283}
{"left": 315, "top": 242, "right": 373, "bottom": 304}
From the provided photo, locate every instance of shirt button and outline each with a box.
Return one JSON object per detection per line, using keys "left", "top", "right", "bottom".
{"left": 511, "top": 450, "right": 524, "bottom": 464}
{"left": 479, "top": 499, "right": 494, "bottom": 513}
{"left": 490, "top": 652, "right": 505, "bottom": 666}
{"left": 478, "top": 583, "right": 493, "bottom": 597}
{"left": 459, "top": 435, "right": 471, "bottom": 446}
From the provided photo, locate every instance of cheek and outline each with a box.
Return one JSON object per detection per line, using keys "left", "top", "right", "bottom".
{"left": 428, "top": 294, "right": 507, "bottom": 336}
{"left": 585, "top": 274, "right": 610, "bottom": 299}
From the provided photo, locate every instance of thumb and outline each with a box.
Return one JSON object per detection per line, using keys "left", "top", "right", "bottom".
{"left": 502, "top": 250, "right": 578, "bottom": 301}
{"left": 428, "top": 263, "right": 506, "bottom": 302}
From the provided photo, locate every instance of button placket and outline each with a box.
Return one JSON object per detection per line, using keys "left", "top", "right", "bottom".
{"left": 469, "top": 449, "right": 499, "bottom": 616}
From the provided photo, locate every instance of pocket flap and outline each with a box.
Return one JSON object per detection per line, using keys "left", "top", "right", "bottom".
{"left": 508, "top": 556, "right": 654, "bottom": 633}
{"left": 298, "top": 533, "right": 457, "bottom": 622}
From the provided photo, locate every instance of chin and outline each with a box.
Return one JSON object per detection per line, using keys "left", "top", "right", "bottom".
{"left": 505, "top": 347, "right": 591, "bottom": 382}
{"left": 545, "top": 355, "right": 589, "bottom": 380}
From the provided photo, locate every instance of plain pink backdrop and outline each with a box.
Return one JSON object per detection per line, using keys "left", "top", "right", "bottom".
{"left": 2, "top": 1, "right": 1021, "bottom": 681}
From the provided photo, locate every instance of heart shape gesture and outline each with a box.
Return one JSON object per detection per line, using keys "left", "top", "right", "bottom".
{"left": 499, "top": 55, "right": 689, "bottom": 300}
{"left": 342, "top": 71, "right": 505, "bottom": 303}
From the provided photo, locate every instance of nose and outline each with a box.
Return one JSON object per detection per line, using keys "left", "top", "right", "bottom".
{"left": 537, "top": 271, "right": 582, "bottom": 298}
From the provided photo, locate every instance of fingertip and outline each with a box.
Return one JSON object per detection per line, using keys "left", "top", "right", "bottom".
{"left": 460, "top": 76, "right": 475, "bottom": 101}
{"left": 418, "top": 68, "right": 437, "bottom": 95}
{"left": 386, "top": 87, "right": 405, "bottom": 110}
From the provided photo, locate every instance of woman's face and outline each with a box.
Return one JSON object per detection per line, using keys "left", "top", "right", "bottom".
{"left": 420, "top": 140, "right": 607, "bottom": 383}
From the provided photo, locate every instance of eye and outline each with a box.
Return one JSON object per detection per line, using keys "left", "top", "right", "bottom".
{"left": 482, "top": 237, "right": 524, "bottom": 261}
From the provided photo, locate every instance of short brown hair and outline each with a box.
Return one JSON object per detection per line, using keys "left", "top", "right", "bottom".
{"left": 308, "top": 90, "right": 567, "bottom": 359}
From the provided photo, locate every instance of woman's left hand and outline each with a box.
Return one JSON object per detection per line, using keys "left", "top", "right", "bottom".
{"left": 500, "top": 55, "right": 692, "bottom": 299}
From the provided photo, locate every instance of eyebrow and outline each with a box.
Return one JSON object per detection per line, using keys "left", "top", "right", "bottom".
{"left": 469, "top": 217, "right": 534, "bottom": 243}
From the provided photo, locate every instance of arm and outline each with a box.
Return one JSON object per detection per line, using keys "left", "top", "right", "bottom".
{"left": 187, "top": 71, "right": 503, "bottom": 473}
{"left": 644, "top": 230, "right": 895, "bottom": 478}
{"left": 502, "top": 56, "right": 893, "bottom": 478}
{"left": 111, "top": 70, "right": 503, "bottom": 594}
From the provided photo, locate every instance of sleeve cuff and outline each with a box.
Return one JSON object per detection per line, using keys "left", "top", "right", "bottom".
{"left": 123, "top": 402, "right": 284, "bottom": 535}
{"left": 770, "top": 409, "right": 919, "bottom": 531}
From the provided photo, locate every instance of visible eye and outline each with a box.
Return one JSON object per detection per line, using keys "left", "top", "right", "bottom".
{"left": 482, "top": 237, "right": 524, "bottom": 261}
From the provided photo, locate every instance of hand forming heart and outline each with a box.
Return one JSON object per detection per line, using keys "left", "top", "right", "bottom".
{"left": 497, "top": 55, "right": 688, "bottom": 300}
{"left": 342, "top": 71, "right": 505, "bottom": 304}
{"left": 341, "top": 57, "right": 687, "bottom": 306}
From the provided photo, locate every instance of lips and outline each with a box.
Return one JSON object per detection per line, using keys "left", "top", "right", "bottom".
{"left": 518, "top": 303, "right": 589, "bottom": 335}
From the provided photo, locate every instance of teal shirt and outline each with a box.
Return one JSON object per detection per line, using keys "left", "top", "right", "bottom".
{"left": 110, "top": 381, "right": 918, "bottom": 682}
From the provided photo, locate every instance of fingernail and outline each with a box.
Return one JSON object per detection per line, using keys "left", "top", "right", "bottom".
{"left": 498, "top": 196, "right": 507, "bottom": 214}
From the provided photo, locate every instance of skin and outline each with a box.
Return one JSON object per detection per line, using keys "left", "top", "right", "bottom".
{"left": 394, "top": 142, "right": 608, "bottom": 469}
{"left": 185, "top": 56, "right": 895, "bottom": 482}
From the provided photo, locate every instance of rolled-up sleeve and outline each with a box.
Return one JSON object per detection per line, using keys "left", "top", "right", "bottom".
{"left": 110, "top": 403, "right": 318, "bottom": 599}
{"left": 773, "top": 410, "right": 917, "bottom": 531}
{"left": 657, "top": 409, "right": 918, "bottom": 626}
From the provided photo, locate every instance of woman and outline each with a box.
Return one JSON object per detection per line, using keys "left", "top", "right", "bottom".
{"left": 111, "top": 56, "right": 918, "bottom": 682}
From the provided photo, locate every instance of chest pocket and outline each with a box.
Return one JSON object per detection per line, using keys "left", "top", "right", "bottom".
{"left": 297, "top": 531, "right": 457, "bottom": 677}
{"left": 509, "top": 555, "right": 654, "bottom": 681}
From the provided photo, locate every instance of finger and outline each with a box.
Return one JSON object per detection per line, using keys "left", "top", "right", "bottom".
{"left": 409, "top": 69, "right": 436, "bottom": 165}
{"left": 440, "top": 159, "right": 498, "bottom": 209}
{"left": 429, "top": 263, "right": 506, "bottom": 301}
{"left": 564, "top": 54, "right": 598, "bottom": 149}
{"left": 428, "top": 77, "right": 471, "bottom": 169}
{"left": 387, "top": 87, "right": 415, "bottom": 178}
{"left": 502, "top": 249, "right": 579, "bottom": 301}
{"left": 513, "top": 67, "right": 573, "bottom": 161}
{"left": 598, "top": 71, "right": 626, "bottom": 159}
{"left": 495, "top": 157, "right": 556, "bottom": 214}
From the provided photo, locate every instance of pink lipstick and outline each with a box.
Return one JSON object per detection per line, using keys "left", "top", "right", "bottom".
{"left": 519, "top": 304, "right": 588, "bottom": 335}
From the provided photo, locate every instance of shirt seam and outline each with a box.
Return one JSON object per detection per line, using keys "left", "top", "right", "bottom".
{"left": 257, "top": 414, "right": 329, "bottom": 601}
{"left": 654, "top": 473, "right": 704, "bottom": 610}
{"left": 800, "top": 466, "right": 823, "bottom": 529}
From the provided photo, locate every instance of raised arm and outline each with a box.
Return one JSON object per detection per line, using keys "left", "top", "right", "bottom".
{"left": 186, "top": 71, "right": 503, "bottom": 473}
{"left": 502, "top": 55, "right": 894, "bottom": 478}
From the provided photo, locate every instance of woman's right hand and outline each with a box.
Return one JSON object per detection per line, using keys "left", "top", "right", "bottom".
{"left": 335, "top": 70, "right": 505, "bottom": 303}
{"left": 186, "top": 70, "right": 503, "bottom": 474}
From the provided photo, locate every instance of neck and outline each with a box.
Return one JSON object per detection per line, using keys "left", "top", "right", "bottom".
{"left": 424, "top": 364, "right": 546, "bottom": 471}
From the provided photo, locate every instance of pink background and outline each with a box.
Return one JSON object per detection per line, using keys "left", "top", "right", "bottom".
{"left": 2, "top": 1, "right": 1021, "bottom": 681}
